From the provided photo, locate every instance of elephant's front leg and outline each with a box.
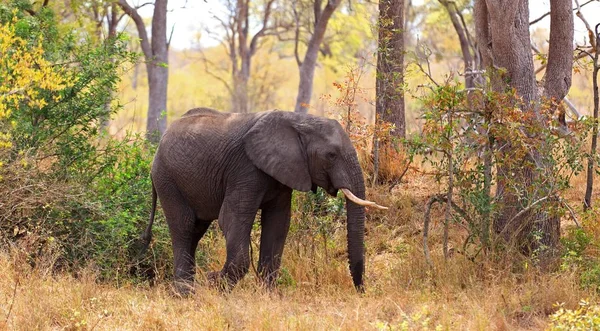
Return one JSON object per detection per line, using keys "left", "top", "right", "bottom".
{"left": 214, "top": 196, "right": 259, "bottom": 290}
{"left": 258, "top": 188, "right": 292, "bottom": 288}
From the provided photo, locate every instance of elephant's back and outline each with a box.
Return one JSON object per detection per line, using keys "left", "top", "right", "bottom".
{"left": 157, "top": 110, "right": 250, "bottom": 170}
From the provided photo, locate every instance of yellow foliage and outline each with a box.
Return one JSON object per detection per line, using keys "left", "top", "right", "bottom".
{"left": 0, "top": 17, "right": 70, "bottom": 164}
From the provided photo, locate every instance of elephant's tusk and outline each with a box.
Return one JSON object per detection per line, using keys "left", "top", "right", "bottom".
{"left": 340, "top": 188, "right": 389, "bottom": 210}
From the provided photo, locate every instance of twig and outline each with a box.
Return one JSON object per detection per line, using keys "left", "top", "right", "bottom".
{"left": 388, "top": 159, "right": 413, "bottom": 192}
{"left": 5, "top": 278, "right": 18, "bottom": 326}
{"left": 563, "top": 97, "right": 582, "bottom": 119}
{"left": 560, "top": 198, "right": 581, "bottom": 227}
{"left": 423, "top": 196, "right": 439, "bottom": 267}
{"left": 423, "top": 193, "right": 474, "bottom": 267}
{"left": 497, "top": 195, "right": 553, "bottom": 238}
{"left": 444, "top": 110, "right": 454, "bottom": 261}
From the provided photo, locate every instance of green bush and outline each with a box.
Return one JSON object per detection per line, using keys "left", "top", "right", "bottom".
{"left": 0, "top": 1, "right": 172, "bottom": 284}
{"left": 66, "top": 136, "right": 172, "bottom": 282}
{"left": 411, "top": 81, "right": 592, "bottom": 260}
{"left": 560, "top": 227, "right": 600, "bottom": 293}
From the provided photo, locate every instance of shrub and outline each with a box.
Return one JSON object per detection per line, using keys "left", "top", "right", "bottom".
{"left": 0, "top": 2, "right": 171, "bottom": 284}
{"left": 412, "top": 80, "right": 591, "bottom": 261}
{"left": 549, "top": 300, "right": 600, "bottom": 330}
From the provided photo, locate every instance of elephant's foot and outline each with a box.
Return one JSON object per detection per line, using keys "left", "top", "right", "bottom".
{"left": 172, "top": 279, "right": 195, "bottom": 297}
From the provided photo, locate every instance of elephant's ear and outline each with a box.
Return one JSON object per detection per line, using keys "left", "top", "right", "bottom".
{"left": 243, "top": 112, "right": 312, "bottom": 192}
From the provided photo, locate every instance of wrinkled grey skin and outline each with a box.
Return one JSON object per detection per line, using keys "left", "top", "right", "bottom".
{"left": 144, "top": 107, "right": 366, "bottom": 295}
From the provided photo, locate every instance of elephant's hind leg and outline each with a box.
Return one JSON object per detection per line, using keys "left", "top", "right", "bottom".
{"left": 258, "top": 188, "right": 292, "bottom": 288}
{"left": 158, "top": 186, "right": 207, "bottom": 296}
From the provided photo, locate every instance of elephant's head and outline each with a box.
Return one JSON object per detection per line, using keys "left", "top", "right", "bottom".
{"left": 243, "top": 111, "right": 387, "bottom": 290}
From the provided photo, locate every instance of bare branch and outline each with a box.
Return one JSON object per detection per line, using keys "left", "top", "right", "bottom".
{"left": 4, "top": 278, "right": 18, "bottom": 325}
{"left": 423, "top": 196, "right": 438, "bottom": 268}
{"left": 117, "top": 0, "right": 153, "bottom": 60}
{"left": 134, "top": 2, "right": 154, "bottom": 10}
{"left": 197, "top": 50, "right": 233, "bottom": 94}
{"left": 293, "top": 3, "right": 302, "bottom": 67}
{"left": 575, "top": 0, "right": 597, "bottom": 49}
{"left": 560, "top": 198, "right": 581, "bottom": 227}
{"left": 498, "top": 196, "right": 553, "bottom": 238}
{"left": 167, "top": 23, "right": 175, "bottom": 50}
{"left": 249, "top": 0, "right": 276, "bottom": 56}
{"left": 563, "top": 97, "right": 582, "bottom": 119}
{"left": 530, "top": 0, "right": 597, "bottom": 26}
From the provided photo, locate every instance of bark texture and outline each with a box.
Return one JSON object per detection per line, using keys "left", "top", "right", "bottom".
{"left": 476, "top": 0, "right": 574, "bottom": 262}
{"left": 543, "top": 0, "right": 574, "bottom": 102}
{"left": 294, "top": 0, "right": 341, "bottom": 113}
{"left": 375, "top": 0, "right": 405, "bottom": 137}
{"left": 118, "top": 0, "right": 169, "bottom": 142}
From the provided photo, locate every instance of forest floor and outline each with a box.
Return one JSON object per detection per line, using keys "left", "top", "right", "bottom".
{"left": 0, "top": 172, "right": 597, "bottom": 330}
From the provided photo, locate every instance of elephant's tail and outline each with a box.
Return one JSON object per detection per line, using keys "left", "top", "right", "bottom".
{"left": 139, "top": 180, "right": 157, "bottom": 257}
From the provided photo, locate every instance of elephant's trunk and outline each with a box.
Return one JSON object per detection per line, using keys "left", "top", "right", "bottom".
{"left": 343, "top": 157, "right": 367, "bottom": 291}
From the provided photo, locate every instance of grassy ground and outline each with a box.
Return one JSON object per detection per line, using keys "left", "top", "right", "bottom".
{"left": 0, "top": 173, "right": 597, "bottom": 330}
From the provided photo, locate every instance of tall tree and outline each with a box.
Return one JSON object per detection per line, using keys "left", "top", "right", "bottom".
{"left": 293, "top": 0, "right": 342, "bottom": 113}
{"left": 376, "top": 0, "right": 405, "bottom": 137}
{"left": 438, "top": 0, "right": 479, "bottom": 88}
{"left": 371, "top": 0, "right": 405, "bottom": 185}
{"left": 202, "top": 0, "right": 278, "bottom": 113}
{"left": 118, "top": 0, "right": 169, "bottom": 141}
{"left": 475, "top": 0, "right": 573, "bottom": 260}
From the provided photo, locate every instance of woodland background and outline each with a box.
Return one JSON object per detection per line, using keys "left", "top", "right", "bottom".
{"left": 1, "top": 0, "right": 600, "bottom": 329}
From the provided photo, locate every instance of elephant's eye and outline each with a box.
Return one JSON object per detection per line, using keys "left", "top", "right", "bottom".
{"left": 326, "top": 151, "right": 337, "bottom": 161}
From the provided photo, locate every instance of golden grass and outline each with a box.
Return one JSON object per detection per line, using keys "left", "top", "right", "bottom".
{"left": 1, "top": 173, "right": 598, "bottom": 330}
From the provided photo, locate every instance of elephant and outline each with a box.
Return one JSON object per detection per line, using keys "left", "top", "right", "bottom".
{"left": 141, "top": 107, "right": 387, "bottom": 295}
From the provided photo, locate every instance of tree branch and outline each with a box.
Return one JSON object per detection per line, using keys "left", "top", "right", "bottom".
{"left": 293, "top": 3, "right": 303, "bottom": 67}
{"left": 198, "top": 50, "right": 233, "bottom": 94}
{"left": 117, "top": 0, "right": 153, "bottom": 60}
{"left": 530, "top": 0, "right": 597, "bottom": 26}
{"left": 167, "top": 23, "right": 175, "bottom": 50}
{"left": 249, "top": 0, "right": 276, "bottom": 56}
{"left": 575, "top": 0, "right": 597, "bottom": 49}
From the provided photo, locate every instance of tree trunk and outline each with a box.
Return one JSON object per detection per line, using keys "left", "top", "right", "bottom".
{"left": 476, "top": 0, "right": 573, "bottom": 263}
{"left": 585, "top": 27, "right": 600, "bottom": 210}
{"left": 146, "top": 0, "right": 168, "bottom": 141}
{"left": 118, "top": 0, "right": 169, "bottom": 142}
{"left": 101, "top": 4, "right": 120, "bottom": 130}
{"left": 376, "top": 0, "right": 405, "bottom": 137}
{"left": 372, "top": 0, "right": 405, "bottom": 185}
{"left": 294, "top": 0, "right": 341, "bottom": 113}
{"left": 232, "top": 48, "right": 251, "bottom": 113}
{"left": 543, "top": 0, "right": 574, "bottom": 102}
{"left": 439, "top": 0, "right": 476, "bottom": 89}
{"left": 147, "top": 64, "right": 168, "bottom": 141}
{"left": 232, "top": 74, "right": 250, "bottom": 113}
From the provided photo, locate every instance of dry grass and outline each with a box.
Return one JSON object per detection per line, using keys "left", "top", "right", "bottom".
{"left": 1, "top": 252, "right": 577, "bottom": 331}
{"left": 0, "top": 173, "right": 598, "bottom": 330}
